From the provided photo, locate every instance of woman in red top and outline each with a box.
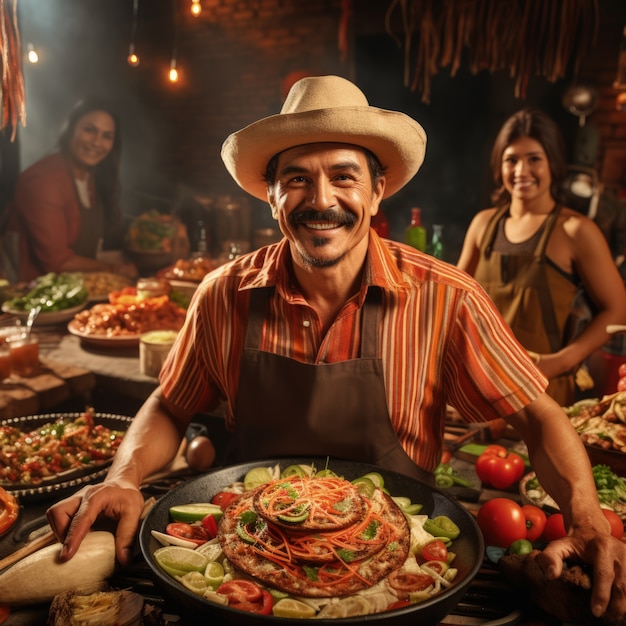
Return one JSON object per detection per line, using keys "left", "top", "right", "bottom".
{"left": 6, "top": 97, "right": 136, "bottom": 282}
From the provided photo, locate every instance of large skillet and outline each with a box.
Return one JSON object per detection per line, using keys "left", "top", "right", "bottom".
{"left": 139, "top": 457, "right": 484, "bottom": 625}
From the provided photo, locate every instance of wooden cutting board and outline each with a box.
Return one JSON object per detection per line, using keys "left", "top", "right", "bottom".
{"left": 0, "top": 358, "right": 95, "bottom": 418}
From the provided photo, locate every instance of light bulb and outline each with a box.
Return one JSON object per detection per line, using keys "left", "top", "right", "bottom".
{"left": 127, "top": 52, "right": 140, "bottom": 67}
{"left": 169, "top": 67, "right": 178, "bottom": 82}
{"left": 191, "top": 2, "right": 201, "bottom": 16}
{"left": 27, "top": 44, "right": 38, "bottom": 64}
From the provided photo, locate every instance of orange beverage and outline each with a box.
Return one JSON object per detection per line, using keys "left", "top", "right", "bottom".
{"left": 7, "top": 333, "right": 39, "bottom": 377}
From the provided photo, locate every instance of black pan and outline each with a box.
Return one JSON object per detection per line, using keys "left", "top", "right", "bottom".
{"left": 139, "top": 457, "right": 484, "bottom": 625}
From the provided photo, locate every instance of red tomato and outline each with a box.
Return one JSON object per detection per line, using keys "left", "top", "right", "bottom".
{"left": 201, "top": 514, "right": 219, "bottom": 538}
{"left": 217, "top": 580, "right": 273, "bottom": 614}
{"left": 211, "top": 491, "right": 239, "bottom": 511}
{"left": 521, "top": 504, "right": 547, "bottom": 542}
{"left": 602, "top": 509, "right": 624, "bottom": 539}
{"left": 542, "top": 514, "right": 567, "bottom": 542}
{"left": 617, "top": 377, "right": 626, "bottom": 392}
{"left": 477, "top": 498, "right": 527, "bottom": 547}
{"left": 618, "top": 363, "right": 626, "bottom": 379}
{"left": 475, "top": 446, "right": 526, "bottom": 489}
{"left": 421, "top": 539, "right": 448, "bottom": 562}
{"left": 165, "top": 522, "right": 210, "bottom": 545}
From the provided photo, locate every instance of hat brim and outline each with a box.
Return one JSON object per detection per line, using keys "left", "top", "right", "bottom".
{"left": 221, "top": 106, "right": 427, "bottom": 201}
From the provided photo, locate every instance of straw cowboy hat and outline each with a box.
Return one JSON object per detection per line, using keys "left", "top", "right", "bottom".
{"left": 221, "top": 75, "right": 427, "bottom": 201}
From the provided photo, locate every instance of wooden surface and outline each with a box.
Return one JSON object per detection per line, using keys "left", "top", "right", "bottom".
{"left": 0, "top": 357, "right": 95, "bottom": 419}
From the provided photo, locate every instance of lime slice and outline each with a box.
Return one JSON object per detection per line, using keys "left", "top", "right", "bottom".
{"left": 243, "top": 466, "right": 273, "bottom": 491}
{"left": 195, "top": 539, "right": 223, "bottom": 562}
{"left": 204, "top": 561, "right": 225, "bottom": 588}
{"left": 272, "top": 598, "right": 316, "bottom": 618}
{"left": 178, "top": 571, "right": 209, "bottom": 595}
{"left": 169, "top": 503, "right": 223, "bottom": 523}
{"left": 154, "top": 545, "right": 208, "bottom": 575}
{"left": 351, "top": 476, "right": 376, "bottom": 498}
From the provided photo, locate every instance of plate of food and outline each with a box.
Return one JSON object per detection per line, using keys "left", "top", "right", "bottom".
{"left": 140, "top": 457, "right": 484, "bottom": 625}
{"left": 79, "top": 271, "right": 134, "bottom": 302}
{"left": 520, "top": 466, "right": 626, "bottom": 521}
{"left": 2, "top": 301, "right": 87, "bottom": 326}
{"left": 0, "top": 410, "right": 131, "bottom": 502}
{"left": 67, "top": 319, "right": 141, "bottom": 349}
{"left": 564, "top": 394, "right": 626, "bottom": 475}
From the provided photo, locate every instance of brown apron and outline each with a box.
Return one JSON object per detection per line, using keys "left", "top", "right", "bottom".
{"left": 231, "top": 287, "right": 435, "bottom": 484}
{"left": 474, "top": 205, "right": 579, "bottom": 406}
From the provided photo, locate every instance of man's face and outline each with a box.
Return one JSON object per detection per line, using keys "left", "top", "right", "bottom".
{"left": 267, "top": 143, "right": 385, "bottom": 269}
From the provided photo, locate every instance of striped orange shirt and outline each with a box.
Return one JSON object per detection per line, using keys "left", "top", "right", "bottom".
{"left": 160, "top": 231, "right": 547, "bottom": 470}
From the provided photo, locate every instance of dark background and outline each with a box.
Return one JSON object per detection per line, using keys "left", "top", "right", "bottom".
{"left": 4, "top": 0, "right": 626, "bottom": 262}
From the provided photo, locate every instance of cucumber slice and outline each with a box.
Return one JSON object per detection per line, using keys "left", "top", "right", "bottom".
{"left": 169, "top": 503, "right": 223, "bottom": 523}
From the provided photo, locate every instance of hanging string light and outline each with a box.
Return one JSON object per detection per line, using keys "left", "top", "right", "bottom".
{"left": 26, "top": 43, "right": 38, "bottom": 64}
{"left": 127, "top": 0, "right": 140, "bottom": 67}
{"left": 168, "top": 0, "right": 181, "bottom": 83}
{"left": 191, "top": 0, "right": 201, "bottom": 17}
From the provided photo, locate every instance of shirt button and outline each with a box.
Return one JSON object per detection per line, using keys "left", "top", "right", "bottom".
{"left": 302, "top": 320, "right": 310, "bottom": 328}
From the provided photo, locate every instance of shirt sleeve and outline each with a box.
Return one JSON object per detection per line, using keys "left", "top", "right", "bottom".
{"left": 444, "top": 284, "right": 548, "bottom": 422}
{"left": 14, "top": 167, "right": 77, "bottom": 272}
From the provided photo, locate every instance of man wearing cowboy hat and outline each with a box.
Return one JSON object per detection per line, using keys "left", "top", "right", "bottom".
{"left": 48, "top": 75, "right": 625, "bottom": 620}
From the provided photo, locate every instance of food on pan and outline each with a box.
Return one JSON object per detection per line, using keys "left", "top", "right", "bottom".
{"left": 220, "top": 476, "right": 409, "bottom": 598}
{"left": 0, "top": 409, "right": 125, "bottom": 485}
{"left": 565, "top": 394, "right": 626, "bottom": 453}
{"left": 151, "top": 463, "right": 463, "bottom": 618}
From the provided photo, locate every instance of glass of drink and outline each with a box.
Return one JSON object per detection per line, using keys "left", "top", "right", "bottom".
{"left": 0, "top": 346, "right": 10, "bottom": 381}
{"left": 7, "top": 332, "right": 40, "bottom": 377}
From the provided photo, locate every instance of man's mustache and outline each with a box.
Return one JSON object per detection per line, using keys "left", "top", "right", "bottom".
{"left": 290, "top": 209, "right": 357, "bottom": 227}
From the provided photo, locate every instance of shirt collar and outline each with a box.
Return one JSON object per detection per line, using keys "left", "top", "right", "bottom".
{"left": 238, "top": 230, "right": 411, "bottom": 298}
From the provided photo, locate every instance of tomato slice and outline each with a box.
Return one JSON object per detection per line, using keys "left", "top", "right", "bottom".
{"left": 388, "top": 570, "right": 434, "bottom": 598}
{"left": 165, "top": 522, "right": 210, "bottom": 545}
{"left": 421, "top": 539, "right": 448, "bottom": 562}
{"left": 211, "top": 491, "right": 239, "bottom": 511}
{"left": 217, "top": 580, "right": 273, "bottom": 614}
{"left": 201, "top": 513, "right": 219, "bottom": 538}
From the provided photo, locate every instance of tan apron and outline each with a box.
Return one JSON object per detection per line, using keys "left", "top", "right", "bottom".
{"left": 474, "top": 205, "right": 579, "bottom": 406}
{"left": 231, "top": 287, "right": 435, "bottom": 484}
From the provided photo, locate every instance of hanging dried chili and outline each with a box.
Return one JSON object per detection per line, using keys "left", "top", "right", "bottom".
{"left": 0, "top": 0, "right": 25, "bottom": 141}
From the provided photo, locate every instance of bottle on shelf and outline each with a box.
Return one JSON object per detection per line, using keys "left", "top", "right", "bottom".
{"left": 371, "top": 208, "right": 390, "bottom": 238}
{"left": 429, "top": 224, "right": 444, "bottom": 259}
{"left": 405, "top": 207, "right": 427, "bottom": 252}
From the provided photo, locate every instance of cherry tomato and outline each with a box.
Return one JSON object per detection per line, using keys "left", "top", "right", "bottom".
{"left": 201, "top": 513, "right": 219, "bottom": 538}
{"left": 475, "top": 446, "right": 526, "bottom": 489}
{"left": 542, "top": 514, "right": 567, "bottom": 542}
{"left": 521, "top": 504, "right": 547, "bottom": 542}
{"left": 602, "top": 509, "right": 624, "bottom": 539}
{"left": 421, "top": 539, "right": 448, "bottom": 562}
{"left": 211, "top": 491, "right": 239, "bottom": 511}
{"left": 618, "top": 363, "right": 626, "bottom": 379}
{"left": 217, "top": 580, "right": 273, "bottom": 614}
{"left": 477, "top": 498, "right": 527, "bottom": 547}
{"left": 165, "top": 522, "right": 210, "bottom": 545}
{"left": 618, "top": 377, "right": 626, "bottom": 392}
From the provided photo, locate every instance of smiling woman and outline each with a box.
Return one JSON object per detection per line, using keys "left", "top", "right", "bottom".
{"left": 4, "top": 96, "right": 137, "bottom": 283}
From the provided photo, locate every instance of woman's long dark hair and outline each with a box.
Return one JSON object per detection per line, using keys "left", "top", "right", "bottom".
{"left": 490, "top": 108, "right": 568, "bottom": 208}
{"left": 57, "top": 96, "right": 123, "bottom": 246}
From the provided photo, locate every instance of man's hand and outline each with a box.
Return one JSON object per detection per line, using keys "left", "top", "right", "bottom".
{"left": 46, "top": 479, "right": 145, "bottom": 566}
{"left": 537, "top": 528, "right": 626, "bottom": 619}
